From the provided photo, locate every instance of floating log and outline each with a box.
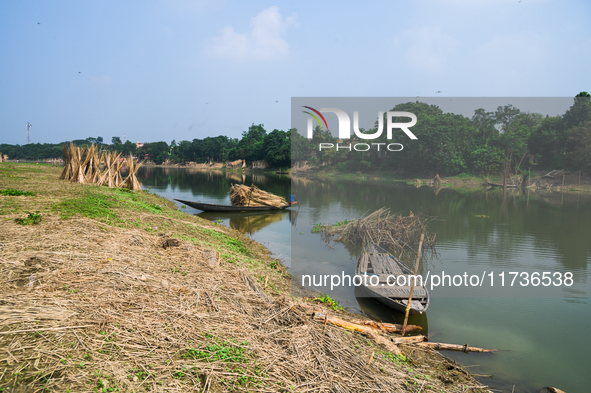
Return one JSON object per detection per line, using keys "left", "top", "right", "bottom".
{"left": 416, "top": 342, "right": 497, "bottom": 353}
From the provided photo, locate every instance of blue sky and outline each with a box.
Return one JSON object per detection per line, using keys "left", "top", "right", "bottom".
{"left": 1, "top": 0, "right": 590, "bottom": 145}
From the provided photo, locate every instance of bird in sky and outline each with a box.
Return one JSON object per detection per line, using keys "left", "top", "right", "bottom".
{"left": 436, "top": 91, "right": 442, "bottom": 93}
{"left": 37, "top": 22, "right": 40, "bottom": 25}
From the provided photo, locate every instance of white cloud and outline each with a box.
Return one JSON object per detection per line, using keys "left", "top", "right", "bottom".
{"left": 206, "top": 6, "right": 296, "bottom": 60}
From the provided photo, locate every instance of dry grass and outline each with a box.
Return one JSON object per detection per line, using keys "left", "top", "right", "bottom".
{"left": 0, "top": 163, "right": 491, "bottom": 392}
{"left": 320, "top": 207, "right": 437, "bottom": 258}
{"left": 230, "top": 185, "right": 287, "bottom": 208}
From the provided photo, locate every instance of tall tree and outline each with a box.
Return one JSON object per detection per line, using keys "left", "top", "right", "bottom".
{"left": 563, "top": 93, "right": 591, "bottom": 130}
{"left": 566, "top": 120, "right": 591, "bottom": 171}
{"left": 494, "top": 104, "right": 521, "bottom": 133}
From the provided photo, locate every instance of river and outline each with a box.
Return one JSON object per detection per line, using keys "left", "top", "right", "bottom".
{"left": 137, "top": 166, "right": 591, "bottom": 392}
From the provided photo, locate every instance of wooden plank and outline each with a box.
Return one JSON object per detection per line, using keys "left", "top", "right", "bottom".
{"left": 368, "top": 285, "right": 428, "bottom": 299}
{"left": 371, "top": 254, "right": 386, "bottom": 274}
{"left": 381, "top": 255, "right": 404, "bottom": 276}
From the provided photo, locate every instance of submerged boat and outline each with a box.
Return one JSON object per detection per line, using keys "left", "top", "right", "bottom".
{"left": 356, "top": 243, "right": 430, "bottom": 315}
{"left": 174, "top": 199, "right": 290, "bottom": 212}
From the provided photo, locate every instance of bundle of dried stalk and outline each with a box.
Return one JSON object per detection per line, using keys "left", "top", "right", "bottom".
{"left": 123, "top": 154, "right": 142, "bottom": 191}
{"left": 59, "top": 143, "right": 73, "bottom": 180}
{"left": 229, "top": 184, "right": 287, "bottom": 207}
{"left": 60, "top": 144, "right": 140, "bottom": 191}
{"left": 322, "top": 207, "right": 436, "bottom": 255}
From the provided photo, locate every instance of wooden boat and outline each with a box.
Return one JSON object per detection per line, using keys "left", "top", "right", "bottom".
{"left": 174, "top": 199, "right": 290, "bottom": 212}
{"left": 356, "top": 243, "right": 430, "bottom": 315}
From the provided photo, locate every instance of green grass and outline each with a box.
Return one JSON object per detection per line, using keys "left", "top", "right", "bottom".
{"left": 53, "top": 196, "right": 115, "bottom": 220}
{"left": 314, "top": 294, "right": 344, "bottom": 312}
{"left": 181, "top": 335, "right": 250, "bottom": 363}
{"left": 50, "top": 186, "right": 166, "bottom": 223}
{"left": 15, "top": 211, "right": 43, "bottom": 225}
{"left": 0, "top": 189, "right": 36, "bottom": 196}
{"left": 312, "top": 219, "right": 354, "bottom": 234}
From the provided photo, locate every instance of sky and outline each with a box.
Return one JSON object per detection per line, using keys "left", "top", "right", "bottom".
{"left": 1, "top": 0, "right": 590, "bottom": 145}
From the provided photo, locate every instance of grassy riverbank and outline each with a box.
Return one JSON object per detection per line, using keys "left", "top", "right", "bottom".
{"left": 298, "top": 167, "right": 591, "bottom": 194}
{"left": 0, "top": 163, "right": 491, "bottom": 392}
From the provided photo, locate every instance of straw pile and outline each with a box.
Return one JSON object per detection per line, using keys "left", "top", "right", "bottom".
{"left": 123, "top": 154, "right": 142, "bottom": 191}
{"left": 230, "top": 184, "right": 287, "bottom": 207}
{"left": 0, "top": 216, "right": 488, "bottom": 393}
{"left": 321, "top": 207, "right": 437, "bottom": 256}
{"left": 61, "top": 144, "right": 141, "bottom": 191}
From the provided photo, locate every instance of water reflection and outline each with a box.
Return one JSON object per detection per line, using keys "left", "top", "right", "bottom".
{"left": 197, "top": 210, "right": 290, "bottom": 235}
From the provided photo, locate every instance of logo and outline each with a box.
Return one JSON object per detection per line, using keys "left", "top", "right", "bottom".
{"left": 303, "top": 107, "right": 417, "bottom": 140}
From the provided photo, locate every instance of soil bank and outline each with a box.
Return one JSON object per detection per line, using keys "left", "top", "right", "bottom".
{"left": 0, "top": 163, "right": 492, "bottom": 392}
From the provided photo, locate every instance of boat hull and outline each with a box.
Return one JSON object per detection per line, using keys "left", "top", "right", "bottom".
{"left": 355, "top": 243, "right": 430, "bottom": 315}
{"left": 174, "top": 199, "right": 289, "bottom": 212}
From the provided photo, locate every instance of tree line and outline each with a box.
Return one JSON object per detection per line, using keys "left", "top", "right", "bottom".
{"left": 292, "top": 93, "right": 591, "bottom": 175}
{"left": 0, "top": 124, "right": 291, "bottom": 168}
{"left": 2, "top": 93, "right": 589, "bottom": 175}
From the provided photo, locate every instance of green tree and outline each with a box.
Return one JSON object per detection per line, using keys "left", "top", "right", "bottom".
{"left": 528, "top": 116, "right": 565, "bottom": 168}
{"left": 563, "top": 93, "right": 591, "bottom": 130}
{"left": 111, "top": 136, "right": 122, "bottom": 145}
{"left": 263, "top": 129, "right": 290, "bottom": 167}
{"left": 494, "top": 104, "right": 521, "bottom": 133}
{"left": 233, "top": 124, "right": 267, "bottom": 163}
{"left": 471, "top": 108, "right": 498, "bottom": 143}
{"left": 469, "top": 145, "right": 504, "bottom": 174}
{"left": 566, "top": 120, "right": 591, "bottom": 171}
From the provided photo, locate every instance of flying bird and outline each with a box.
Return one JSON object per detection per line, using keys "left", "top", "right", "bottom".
{"left": 436, "top": 91, "right": 442, "bottom": 93}
{"left": 37, "top": 22, "right": 40, "bottom": 25}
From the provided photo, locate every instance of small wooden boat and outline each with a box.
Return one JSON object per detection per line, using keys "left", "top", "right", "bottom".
{"left": 174, "top": 199, "right": 290, "bottom": 212}
{"left": 356, "top": 243, "right": 430, "bottom": 315}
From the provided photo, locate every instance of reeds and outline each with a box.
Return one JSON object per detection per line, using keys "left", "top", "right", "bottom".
{"left": 321, "top": 207, "right": 436, "bottom": 256}
{"left": 229, "top": 184, "right": 287, "bottom": 207}
{"left": 61, "top": 143, "right": 141, "bottom": 191}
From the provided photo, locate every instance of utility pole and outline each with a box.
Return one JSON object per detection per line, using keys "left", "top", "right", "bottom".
{"left": 26, "top": 122, "right": 32, "bottom": 144}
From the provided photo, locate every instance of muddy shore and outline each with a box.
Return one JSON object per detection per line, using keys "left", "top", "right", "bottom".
{"left": 0, "top": 163, "right": 493, "bottom": 392}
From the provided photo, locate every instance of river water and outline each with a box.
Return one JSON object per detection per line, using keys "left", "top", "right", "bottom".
{"left": 137, "top": 166, "right": 591, "bottom": 392}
